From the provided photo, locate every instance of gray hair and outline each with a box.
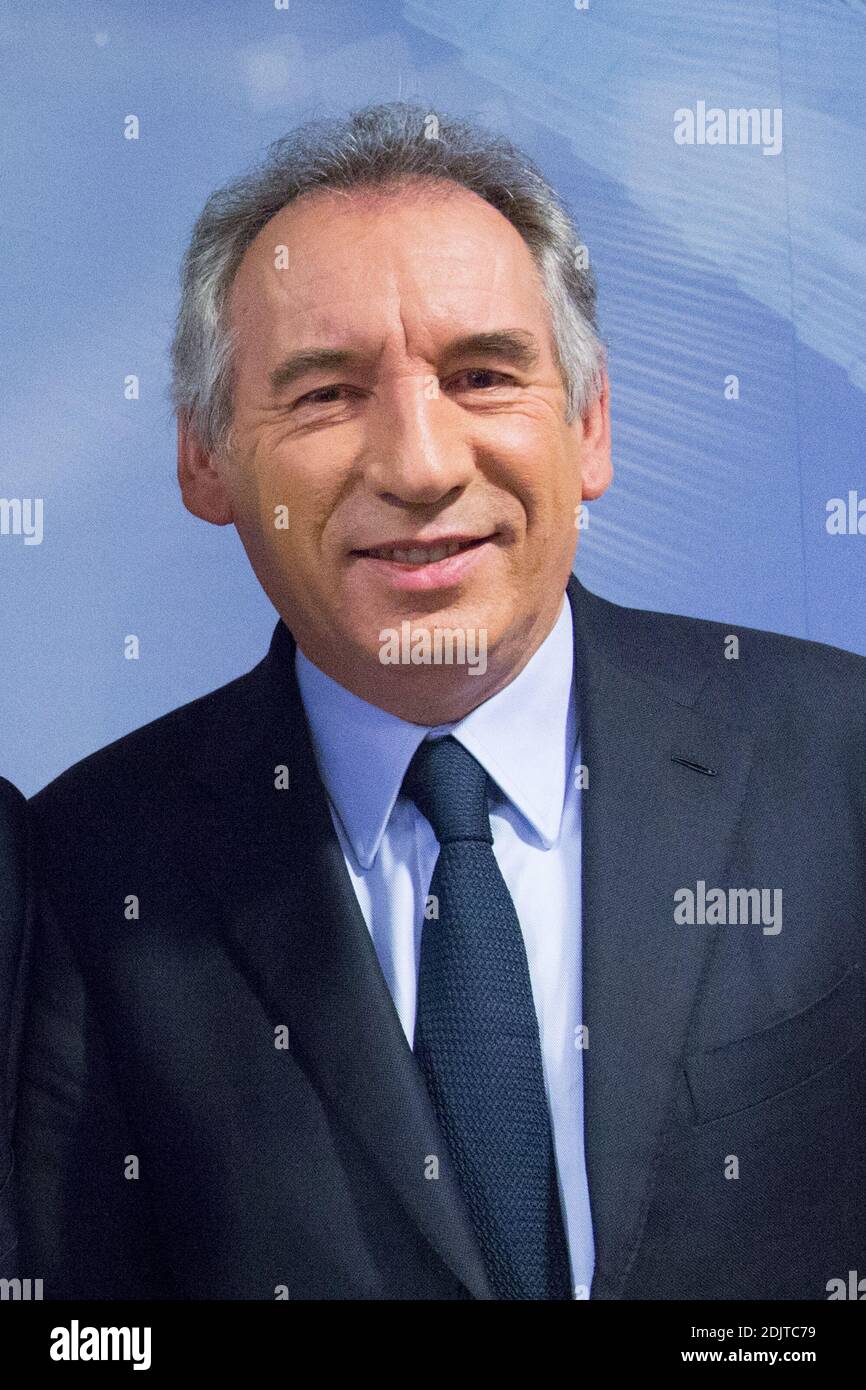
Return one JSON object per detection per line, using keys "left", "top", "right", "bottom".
{"left": 169, "top": 101, "right": 605, "bottom": 456}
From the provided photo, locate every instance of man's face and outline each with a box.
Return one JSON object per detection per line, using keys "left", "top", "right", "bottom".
{"left": 181, "top": 178, "right": 611, "bottom": 721}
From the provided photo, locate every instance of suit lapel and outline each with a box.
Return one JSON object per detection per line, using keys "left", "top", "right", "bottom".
{"left": 566, "top": 577, "right": 755, "bottom": 1298}
{"left": 173, "top": 624, "right": 493, "bottom": 1299}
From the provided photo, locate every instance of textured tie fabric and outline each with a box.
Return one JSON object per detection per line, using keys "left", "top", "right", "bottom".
{"left": 402, "top": 734, "right": 573, "bottom": 1300}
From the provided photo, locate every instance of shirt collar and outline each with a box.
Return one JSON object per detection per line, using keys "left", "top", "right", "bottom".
{"left": 294, "top": 593, "right": 576, "bottom": 869}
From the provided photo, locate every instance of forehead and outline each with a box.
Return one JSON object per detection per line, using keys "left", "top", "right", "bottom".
{"left": 226, "top": 180, "right": 552, "bottom": 353}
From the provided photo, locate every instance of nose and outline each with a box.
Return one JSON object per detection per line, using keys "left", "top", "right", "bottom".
{"left": 363, "top": 370, "right": 475, "bottom": 506}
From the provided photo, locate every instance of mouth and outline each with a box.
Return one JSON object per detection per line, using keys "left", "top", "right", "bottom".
{"left": 352, "top": 534, "right": 495, "bottom": 566}
{"left": 349, "top": 532, "right": 500, "bottom": 591}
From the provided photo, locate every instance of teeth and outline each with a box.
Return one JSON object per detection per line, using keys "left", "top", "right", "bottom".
{"left": 367, "top": 539, "right": 468, "bottom": 564}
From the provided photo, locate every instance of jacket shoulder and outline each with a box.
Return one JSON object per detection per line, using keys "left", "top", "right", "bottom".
{"left": 579, "top": 583, "right": 866, "bottom": 726}
{"left": 29, "top": 658, "right": 268, "bottom": 825}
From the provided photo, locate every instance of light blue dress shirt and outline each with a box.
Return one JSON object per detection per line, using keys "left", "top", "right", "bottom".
{"left": 294, "top": 593, "right": 593, "bottom": 1297}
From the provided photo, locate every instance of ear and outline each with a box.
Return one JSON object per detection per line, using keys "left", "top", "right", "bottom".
{"left": 572, "top": 369, "right": 612, "bottom": 501}
{"left": 177, "top": 414, "right": 235, "bottom": 526}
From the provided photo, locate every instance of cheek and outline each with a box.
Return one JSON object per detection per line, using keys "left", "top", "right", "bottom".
{"left": 504, "top": 448, "right": 578, "bottom": 544}
{"left": 241, "top": 446, "right": 339, "bottom": 573}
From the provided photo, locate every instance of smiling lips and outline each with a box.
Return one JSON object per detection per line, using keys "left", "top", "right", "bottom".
{"left": 350, "top": 532, "right": 498, "bottom": 591}
{"left": 354, "top": 534, "right": 494, "bottom": 566}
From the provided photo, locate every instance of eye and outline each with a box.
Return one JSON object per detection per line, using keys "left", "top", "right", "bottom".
{"left": 294, "top": 384, "right": 358, "bottom": 407}
{"left": 448, "top": 368, "right": 516, "bottom": 391}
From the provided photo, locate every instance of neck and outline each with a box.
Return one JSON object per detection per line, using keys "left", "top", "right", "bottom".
{"left": 297, "top": 591, "right": 567, "bottom": 725}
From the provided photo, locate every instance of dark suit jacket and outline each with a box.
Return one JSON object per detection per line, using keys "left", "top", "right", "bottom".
{"left": 15, "top": 576, "right": 866, "bottom": 1299}
{"left": 0, "top": 777, "right": 26, "bottom": 1281}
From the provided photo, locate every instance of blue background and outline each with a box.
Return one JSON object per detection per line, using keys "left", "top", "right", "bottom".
{"left": 1, "top": 0, "right": 864, "bottom": 795}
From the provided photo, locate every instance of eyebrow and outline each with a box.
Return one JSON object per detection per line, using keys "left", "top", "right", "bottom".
{"left": 267, "top": 329, "right": 541, "bottom": 395}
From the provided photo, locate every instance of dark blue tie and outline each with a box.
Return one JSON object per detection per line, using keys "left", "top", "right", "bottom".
{"left": 402, "top": 734, "right": 572, "bottom": 1300}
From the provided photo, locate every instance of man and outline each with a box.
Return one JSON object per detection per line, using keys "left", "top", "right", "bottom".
{"left": 16, "top": 103, "right": 866, "bottom": 1300}
{"left": 0, "top": 777, "right": 26, "bottom": 1284}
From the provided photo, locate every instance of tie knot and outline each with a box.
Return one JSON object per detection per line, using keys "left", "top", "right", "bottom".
{"left": 401, "top": 735, "right": 493, "bottom": 845}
